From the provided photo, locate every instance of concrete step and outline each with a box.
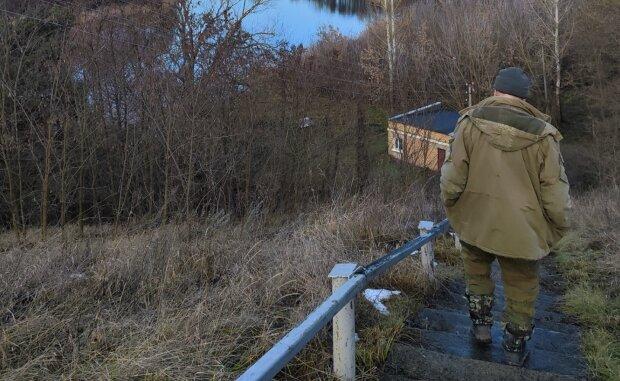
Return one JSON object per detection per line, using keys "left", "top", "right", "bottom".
{"left": 381, "top": 344, "right": 583, "bottom": 381}
{"left": 411, "top": 308, "right": 581, "bottom": 355}
{"left": 380, "top": 374, "right": 414, "bottom": 381}
{"left": 401, "top": 327, "right": 587, "bottom": 378}
{"left": 384, "top": 260, "right": 587, "bottom": 379}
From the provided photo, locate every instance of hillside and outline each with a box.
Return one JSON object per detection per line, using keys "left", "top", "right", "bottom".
{"left": 1, "top": 190, "right": 458, "bottom": 379}
{"left": 0, "top": 0, "right": 618, "bottom": 380}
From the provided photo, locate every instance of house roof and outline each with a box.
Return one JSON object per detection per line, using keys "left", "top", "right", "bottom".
{"left": 389, "top": 102, "right": 460, "bottom": 135}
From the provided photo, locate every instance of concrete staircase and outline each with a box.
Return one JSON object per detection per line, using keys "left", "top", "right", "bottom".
{"left": 381, "top": 260, "right": 588, "bottom": 380}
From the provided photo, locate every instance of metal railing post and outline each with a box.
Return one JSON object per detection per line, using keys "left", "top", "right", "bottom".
{"left": 236, "top": 219, "right": 450, "bottom": 381}
{"left": 418, "top": 221, "right": 436, "bottom": 281}
{"left": 451, "top": 232, "right": 462, "bottom": 251}
{"left": 328, "top": 263, "right": 358, "bottom": 381}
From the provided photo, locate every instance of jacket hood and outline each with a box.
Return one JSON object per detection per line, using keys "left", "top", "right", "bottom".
{"left": 460, "top": 96, "right": 561, "bottom": 152}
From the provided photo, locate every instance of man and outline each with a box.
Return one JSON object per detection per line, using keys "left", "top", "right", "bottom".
{"left": 440, "top": 67, "right": 571, "bottom": 366}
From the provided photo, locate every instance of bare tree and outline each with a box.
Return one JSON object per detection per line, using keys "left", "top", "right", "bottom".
{"left": 527, "top": 0, "right": 575, "bottom": 123}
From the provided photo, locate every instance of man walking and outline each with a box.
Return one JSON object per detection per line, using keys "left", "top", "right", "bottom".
{"left": 440, "top": 67, "right": 571, "bottom": 365}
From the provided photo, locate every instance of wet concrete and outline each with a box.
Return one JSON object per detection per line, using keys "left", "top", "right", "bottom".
{"left": 412, "top": 308, "right": 581, "bottom": 354}
{"left": 381, "top": 258, "right": 588, "bottom": 380}
{"left": 384, "top": 344, "right": 582, "bottom": 381}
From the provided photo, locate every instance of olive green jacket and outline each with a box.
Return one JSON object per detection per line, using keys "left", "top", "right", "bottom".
{"left": 440, "top": 96, "right": 571, "bottom": 260}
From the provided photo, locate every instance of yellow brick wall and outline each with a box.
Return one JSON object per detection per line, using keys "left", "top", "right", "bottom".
{"left": 387, "top": 121, "right": 451, "bottom": 171}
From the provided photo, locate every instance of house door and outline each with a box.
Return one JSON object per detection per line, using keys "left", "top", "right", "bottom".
{"left": 437, "top": 147, "right": 446, "bottom": 171}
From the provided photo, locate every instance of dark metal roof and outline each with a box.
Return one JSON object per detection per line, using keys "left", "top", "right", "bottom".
{"left": 390, "top": 102, "right": 459, "bottom": 135}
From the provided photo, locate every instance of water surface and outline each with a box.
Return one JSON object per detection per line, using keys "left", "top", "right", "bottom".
{"left": 217, "top": 0, "right": 377, "bottom": 45}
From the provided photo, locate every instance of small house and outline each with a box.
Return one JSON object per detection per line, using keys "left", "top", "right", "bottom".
{"left": 387, "top": 102, "right": 460, "bottom": 171}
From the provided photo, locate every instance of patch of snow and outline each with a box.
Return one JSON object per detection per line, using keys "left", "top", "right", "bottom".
{"left": 299, "top": 116, "right": 313, "bottom": 128}
{"left": 363, "top": 288, "right": 401, "bottom": 316}
{"left": 418, "top": 220, "right": 434, "bottom": 232}
{"left": 69, "top": 273, "right": 87, "bottom": 280}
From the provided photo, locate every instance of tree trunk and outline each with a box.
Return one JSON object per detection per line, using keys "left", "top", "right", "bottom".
{"left": 41, "top": 119, "right": 53, "bottom": 240}
{"left": 541, "top": 47, "right": 550, "bottom": 114}
{"left": 355, "top": 102, "right": 368, "bottom": 192}
{"left": 553, "top": 0, "right": 562, "bottom": 123}
{"left": 0, "top": 121, "right": 20, "bottom": 237}
{"left": 244, "top": 124, "right": 253, "bottom": 213}
{"left": 114, "top": 101, "right": 135, "bottom": 228}
{"left": 60, "top": 117, "right": 69, "bottom": 240}
{"left": 185, "top": 121, "right": 195, "bottom": 218}
{"left": 384, "top": 0, "right": 396, "bottom": 111}
{"left": 162, "top": 120, "right": 172, "bottom": 223}
{"left": 77, "top": 113, "right": 86, "bottom": 236}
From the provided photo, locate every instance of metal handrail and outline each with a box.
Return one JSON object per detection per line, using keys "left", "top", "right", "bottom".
{"left": 237, "top": 219, "right": 450, "bottom": 381}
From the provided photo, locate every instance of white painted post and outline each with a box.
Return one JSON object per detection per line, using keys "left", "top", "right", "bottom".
{"left": 418, "top": 221, "right": 436, "bottom": 281}
{"left": 452, "top": 232, "right": 462, "bottom": 251}
{"left": 328, "top": 263, "right": 358, "bottom": 381}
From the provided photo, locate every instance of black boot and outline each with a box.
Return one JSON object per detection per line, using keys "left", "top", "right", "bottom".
{"left": 466, "top": 293, "right": 494, "bottom": 345}
{"left": 502, "top": 324, "right": 532, "bottom": 366}
{"left": 472, "top": 324, "right": 492, "bottom": 345}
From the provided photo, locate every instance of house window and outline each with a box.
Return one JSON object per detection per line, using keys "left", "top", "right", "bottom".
{"left": 394, "top": 135, "right": 404, "bottom": 152}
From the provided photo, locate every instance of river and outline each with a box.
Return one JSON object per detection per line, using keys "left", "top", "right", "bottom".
{"left": 225, "top": 0, "right": 378, "bottom": 45}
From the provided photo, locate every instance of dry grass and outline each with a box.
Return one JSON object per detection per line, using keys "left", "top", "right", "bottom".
{"left": 555, "top": 187, "right": 620, "bottom": 381}
{"left": 0, "top": 190, "right": 455, "bottom": 380}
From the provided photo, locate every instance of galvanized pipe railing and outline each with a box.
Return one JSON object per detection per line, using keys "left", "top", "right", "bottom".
{"left": 238, "top": 219, "right": 451, "bottom": 381}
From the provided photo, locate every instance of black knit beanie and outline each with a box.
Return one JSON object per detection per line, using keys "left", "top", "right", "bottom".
{"left": 493, "top": 67, "right": 532, "bottom": 99}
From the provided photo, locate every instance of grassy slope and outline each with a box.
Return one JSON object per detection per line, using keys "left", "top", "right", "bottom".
{"left": 1, "top": 104, "right": 450, "bottom": 380}
{"left": 554, "top": 188, "right": 620, "bottom": 380}
{"left": 9, "top": 113, "right": 615, "bottom": 379}
{"left": 0, "top": 189, "right": 459, "bottom": 380}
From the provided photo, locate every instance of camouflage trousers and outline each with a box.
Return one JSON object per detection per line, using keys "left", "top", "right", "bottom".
{"left": 461, "top": 241, "right": 540, "bottom": 331}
